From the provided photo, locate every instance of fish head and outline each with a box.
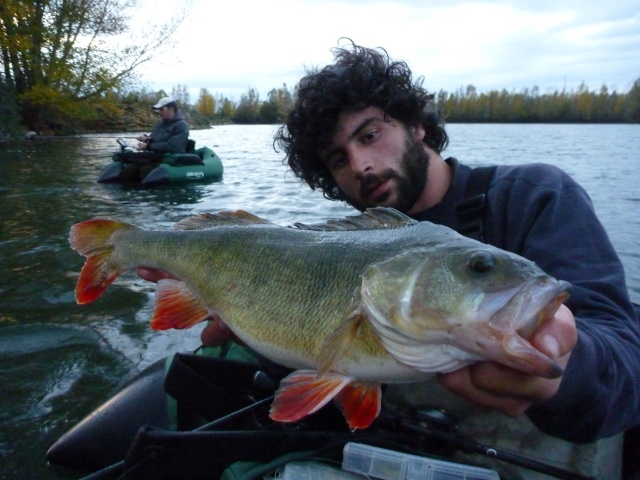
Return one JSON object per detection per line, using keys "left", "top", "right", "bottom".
{"left": 360, "top": 244, "right": 572, "bottom": 378}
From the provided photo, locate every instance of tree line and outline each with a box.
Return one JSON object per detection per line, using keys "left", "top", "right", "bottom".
{"left": 438, "top": 82, "right": 640, "bottom": 123}
{"left": 167, "top": 78, "right": 640, "bottom": 129}
{"left": 2, "top": 77, "right": 638, "bottom": 138}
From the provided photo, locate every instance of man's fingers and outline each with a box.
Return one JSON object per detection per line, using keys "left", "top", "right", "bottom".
{"left": 200, "top": 317, "right": 238, "bottom": 347}
{"left": 437, "top": 367, "right": 532, "bottom": 417}
{"left": 136, "top": 267, "right": 177, "bottom": 283}
{"left": 531, "top": 304, "right": 577, "bottom": 360}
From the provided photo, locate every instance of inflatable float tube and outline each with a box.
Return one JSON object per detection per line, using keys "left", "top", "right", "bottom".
{"left": 98, "top": 146, "right": 223, "bottom": 185}
{"left": 45, "top": 351, "right": 289, "bottom": 474}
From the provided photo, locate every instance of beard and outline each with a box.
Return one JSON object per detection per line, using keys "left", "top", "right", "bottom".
{"left": 347, "top": 132, "right": 430, "bottom": 213}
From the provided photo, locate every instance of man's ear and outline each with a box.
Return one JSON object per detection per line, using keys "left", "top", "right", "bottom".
{"left": 412, "top": 124, "right": 426, "bottom": 141}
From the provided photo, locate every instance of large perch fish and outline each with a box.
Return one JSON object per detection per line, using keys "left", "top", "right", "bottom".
{"left": 69, "top": 208, "right": 570, "bottom": 429}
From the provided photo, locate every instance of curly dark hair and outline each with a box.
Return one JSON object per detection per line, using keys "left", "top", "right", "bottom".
{"left": 274, "top": 40, "right": 448, "bottom": 201}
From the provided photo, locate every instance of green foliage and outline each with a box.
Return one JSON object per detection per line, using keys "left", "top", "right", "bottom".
{"left": 626, "top": 79, "right": 640, "bottom": 123}
{"left": 230, "top": 84, "right": 294, "bottom": 124}
{"left": 0, "top": 79, "right": 23, "bottom": 138}
{"left": 260, "top": 84, "right": 294, "bottom": 123}
{"left": 232, "top": 88, "right": 261, "bottom": 124}
{"left": 0, "top": 0, "right": 186, "bottom": 133}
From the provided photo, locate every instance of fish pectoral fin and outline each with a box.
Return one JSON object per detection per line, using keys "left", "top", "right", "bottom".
{"left": 334, "top": 381, "right": 381, "bottom": 430}
{"left": 150, "top": 279, "right": 211, "bottom": 330}
{"left": 69, "top": 219, "right": 133, "bottom": 304}
{"left": 316, "top": 310, "right": 368, "bottom": 375}
{"left": 269, "top": 370, "right": 352, "bottom": 423}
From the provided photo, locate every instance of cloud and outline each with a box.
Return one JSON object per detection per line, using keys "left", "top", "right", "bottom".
{"left": 136, "top": 0, "right": 640, "bottom": 102}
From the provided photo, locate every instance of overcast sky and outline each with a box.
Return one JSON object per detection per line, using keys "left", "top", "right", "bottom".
{"left": 136, "top": 0, "right": 639, "bottom": 103}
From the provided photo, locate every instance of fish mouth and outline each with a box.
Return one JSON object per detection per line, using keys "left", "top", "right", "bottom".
{"left": 485, "top": 276, "right": 572, "bottom": 338}
{"left": 462, "top": 276, "right": 572, "bottom": 378}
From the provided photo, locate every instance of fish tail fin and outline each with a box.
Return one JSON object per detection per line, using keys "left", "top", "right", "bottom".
{"left": 334, "top": 381, "right": 381, "bottom": 430}
{"left": 151, "top": 279, "right": 211, "bottom": 330}
{"left": 269, "top": 370, "right": 352, "bottom": 423}
{"left": 69, "top": 219, "right": 133, "bottom": 304}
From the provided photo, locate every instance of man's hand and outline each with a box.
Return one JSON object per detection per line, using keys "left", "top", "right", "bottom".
{"left": 437, "top": 304, "right": 577, "bottom": 416}
{"left": 136, "top": 267, "right": 237, "bottom": 346}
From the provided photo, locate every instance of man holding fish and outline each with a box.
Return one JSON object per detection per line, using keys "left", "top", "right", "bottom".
{"left": 115, "top": 42, "right": 638, "bottom": 477}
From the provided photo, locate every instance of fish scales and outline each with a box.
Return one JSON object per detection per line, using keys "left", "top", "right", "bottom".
{"left": 110, "top": 219, "right": 431, "bottom": 368}
{"left": 69, "top": 208, "right": 571, "bottom": 428}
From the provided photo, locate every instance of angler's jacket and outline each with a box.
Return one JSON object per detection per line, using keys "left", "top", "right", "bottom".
{"left": 390, "top": 158, "right": 640, "bottom": 478}
{"left": 148, "top": 111, "right": 190, "bottom": 153}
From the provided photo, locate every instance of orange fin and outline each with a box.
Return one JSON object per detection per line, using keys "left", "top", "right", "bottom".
{"left": 334, "top": 381, "right": 382, "bottom": 430}
{"left": 269, "top": 370, "right": 352, "bottom": 423}
{"left": 150, "top": 279, "right": 211, "bottom": 330}
{"left": 69, "top": 219, "right": 133, "bottom": 304}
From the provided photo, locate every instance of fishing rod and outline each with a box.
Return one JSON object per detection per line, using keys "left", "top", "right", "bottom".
{"left": 74, "top": 351, "right": 603, "bottom": 480}
{"left": 76, "top": 399, "right": 595, "bottom": 480}
{"left": 379, "top": 411, "right": 596, "bottom": 480}
{"left": 76, "top": 396, "right": 276, "bottom": 480}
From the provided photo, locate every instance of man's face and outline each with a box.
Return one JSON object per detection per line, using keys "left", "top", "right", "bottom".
{"left": 320, "top": 106, "right": 429, "bottom": 213}
{"left": 155, "top": 106, "right": 174, "bottom": 120}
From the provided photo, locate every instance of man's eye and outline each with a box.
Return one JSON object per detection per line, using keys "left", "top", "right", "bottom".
{"left": 327, "top": 155, "right": 347, "bottom": 170}
{"left": 363, "top": 130, "right": 378, "bottom": 142}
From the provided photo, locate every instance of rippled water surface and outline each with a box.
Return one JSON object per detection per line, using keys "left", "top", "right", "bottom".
{"left": 0, "top": 124, "right": 638, "bottom": 479}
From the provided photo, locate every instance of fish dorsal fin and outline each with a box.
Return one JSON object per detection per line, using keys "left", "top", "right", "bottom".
{"left": 293, "top": 207, "right": 416, "bottom": 231}
{"left": 175, "top": 210, "right": 276, "bottom": 230}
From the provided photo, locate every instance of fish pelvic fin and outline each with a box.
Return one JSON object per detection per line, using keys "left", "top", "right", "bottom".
{"left": 316, "top": 309, "right": 370, "bottom": 376}
{"left": 69, "top": 219, "right": 133, "bottom": 304}
{"left": 151, "top": 279, "right": 211, "bottom": 330}
{"left": 269, "top": 370, "right": 352, "bottom": 423}
{"left": 334, "top": 381, "right": 381, "bottom": 430}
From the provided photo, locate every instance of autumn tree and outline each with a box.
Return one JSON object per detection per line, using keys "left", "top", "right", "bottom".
{"left": 0, "top": 0, "right": 187, "bottom": 132}
{"left": 194, "top": 88, "right": 215, "bottom": 118}
{"left": 219, "top": 96, "right": 234, "bottom": 118}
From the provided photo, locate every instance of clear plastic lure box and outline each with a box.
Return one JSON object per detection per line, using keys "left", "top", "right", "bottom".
{"left": 342, "top": 442, "right": 500, "bottom": 480}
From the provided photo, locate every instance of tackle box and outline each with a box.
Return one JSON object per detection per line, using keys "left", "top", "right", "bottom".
{"left": 281, "top": 460, "right": 363, "bottom": 479}
{"left": 341, "top": 442, "right": 500, "bottom": 480}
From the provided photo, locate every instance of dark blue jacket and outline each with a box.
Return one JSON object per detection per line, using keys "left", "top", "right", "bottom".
{"left": 413, "top": 159, "right": 640, "bottom": 443}
{"left": 148, "top": 111, "right": 190, "bottom": 153}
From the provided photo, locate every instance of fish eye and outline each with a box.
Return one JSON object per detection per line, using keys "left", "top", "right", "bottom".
{"left": 467, "top": 251, "right": 496, "bottom": 274}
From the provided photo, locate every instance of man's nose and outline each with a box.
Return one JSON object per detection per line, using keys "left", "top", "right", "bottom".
{"left": 348, "top": 147, "right": 374, "bottom": 176}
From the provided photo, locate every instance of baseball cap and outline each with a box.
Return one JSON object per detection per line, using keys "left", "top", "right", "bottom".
{"left": 152, "top": 96, "right": 177, "bottom": 109}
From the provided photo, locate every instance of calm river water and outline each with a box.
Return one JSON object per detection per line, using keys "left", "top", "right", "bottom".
{"left": 0, "top": 124, "right": 639, "bottom": 479}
